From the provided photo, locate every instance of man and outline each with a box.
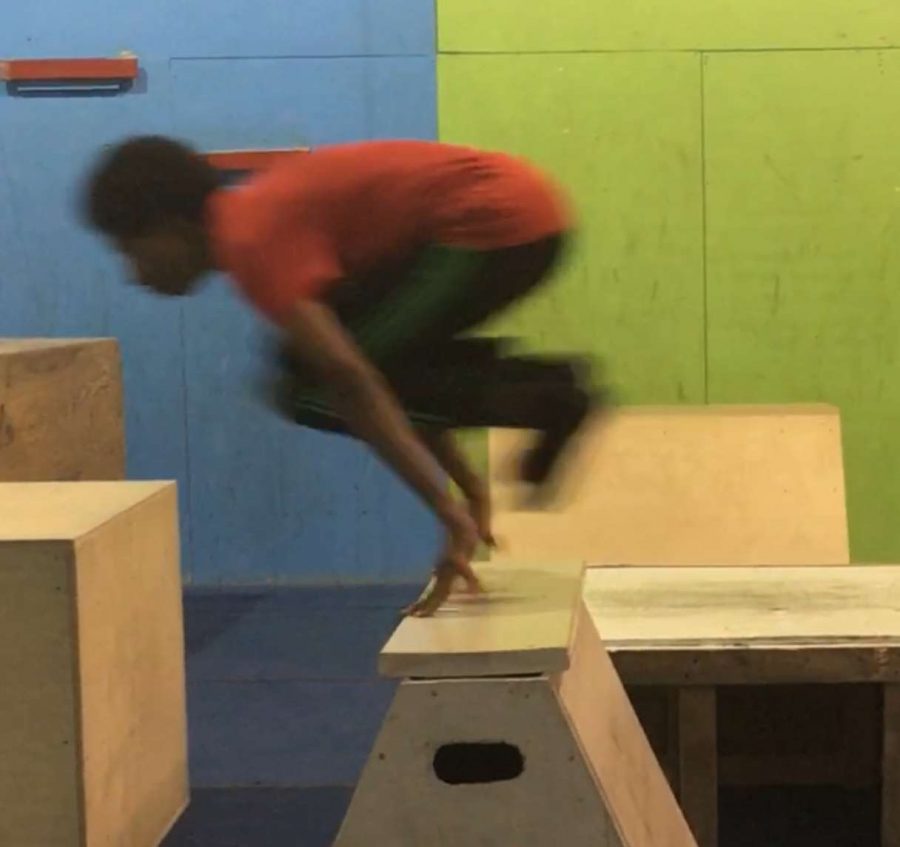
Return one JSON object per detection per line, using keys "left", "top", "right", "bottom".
{"left": 82, "top": 136, "right": 604, "bottom": 615}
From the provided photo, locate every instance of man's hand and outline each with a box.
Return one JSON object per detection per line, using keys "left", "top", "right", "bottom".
{"left": 404, "top": 499, "right": 482, "bottom": 617}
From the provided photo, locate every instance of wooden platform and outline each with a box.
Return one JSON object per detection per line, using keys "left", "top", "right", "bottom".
{"left": 337, "top": 561, "right": 697, "bottom": 847}
{"left": 488, "top": 404, "right": 849, "bottom": 565}
{"left": 0, "top": 338, "right": 125, "bottom": 481}
{"left": 0, "top": 482, "right": 188, "bottom": 847}
{"left": 588, "top": 565, "right": 900, "bottom": 681}
{"left": 587, "top": 565, "right": 900, "bottom": 847}
{"left": 379, "top": 561, "right": 586, "bottom": 678}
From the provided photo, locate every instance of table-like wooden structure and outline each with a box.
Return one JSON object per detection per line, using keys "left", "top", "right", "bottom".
{"left": 587, "top": 564, "right": 900, "bottom": 847}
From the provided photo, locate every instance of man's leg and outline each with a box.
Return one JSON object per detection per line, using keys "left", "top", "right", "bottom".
{"left": 262, "top": 235, "right": 607, "bottom": 490}
{"left": 391, "top": 348, "right": 604, "bottom": 492}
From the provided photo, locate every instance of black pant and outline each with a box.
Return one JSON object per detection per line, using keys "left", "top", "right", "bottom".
{"left": 264, "top": 233, "right": 595, "bottom": 436}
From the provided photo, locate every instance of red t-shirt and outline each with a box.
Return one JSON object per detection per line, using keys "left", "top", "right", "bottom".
{"left": 207, "top": 140, "right": 570, "bottom": 325}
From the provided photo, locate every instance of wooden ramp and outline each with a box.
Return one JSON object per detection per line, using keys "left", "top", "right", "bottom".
{"left": 488, "top": 404, "right": 849, "bottom": 565}
{"left": 334, "top": 561, "right": 697, "bottom": 847}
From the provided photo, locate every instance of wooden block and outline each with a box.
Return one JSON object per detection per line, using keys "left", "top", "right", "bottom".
{"left": 678, "top": 688, "right": 718, "bottom": 847}
{"left": 884, "top": 685, "right": 900, "bottom": 847}
{"left": 0, "top": 482, "right": 188, "bottom": 847}
{"left": 489, "top": 404, "right": 849, "bottom": 566}
{"left": 0, "top": 338, "right": 125, "bottom": 481}
{"left": 336, "top": 571, "right": 697, "bottom": 846}
{"left": 379, "top": 559, "right": 586, "bottom": 678}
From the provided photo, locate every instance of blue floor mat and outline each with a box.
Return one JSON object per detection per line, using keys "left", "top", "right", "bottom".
{"left": 187, "top": 678, "right": 395, "bottom": 787}
{"left": 183, "top": 590, "right": 271, "bottom": 654}
{"left": 162, "top": 786, "right": 352, "bottom": 847}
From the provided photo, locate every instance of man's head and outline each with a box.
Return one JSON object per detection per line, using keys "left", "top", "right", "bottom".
{"left": 83, "top": 135, "right": 219, "bottom": 296}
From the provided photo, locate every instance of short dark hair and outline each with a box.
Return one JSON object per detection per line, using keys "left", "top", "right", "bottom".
{"left": 83, "top": 135, "right": 218, "bottom": 239}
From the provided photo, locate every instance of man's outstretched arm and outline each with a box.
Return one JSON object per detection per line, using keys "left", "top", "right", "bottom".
{"left": 282, "top": 299, "right": 482, "bottom": 611}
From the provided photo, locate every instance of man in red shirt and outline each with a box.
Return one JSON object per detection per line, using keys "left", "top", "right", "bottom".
{"left": 82, "top": 136, "right": 605, "bottom": 615}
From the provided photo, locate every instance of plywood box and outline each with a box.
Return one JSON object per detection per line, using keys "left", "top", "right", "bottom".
{"left": 0, "top": 482, "right": 188, "bottom": 847}
{"left": 0, "top": 338, "right": 126, "bottom": 481}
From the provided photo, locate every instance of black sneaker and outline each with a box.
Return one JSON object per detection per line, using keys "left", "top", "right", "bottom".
{"left": 519, "top": 384, "right": 611, "bottom": 490}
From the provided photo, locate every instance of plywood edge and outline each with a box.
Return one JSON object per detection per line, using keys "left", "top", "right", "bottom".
{"left": 72, "top": 480, "right": 178, "bottom": 547}
{"left": 73, "top": 482, "right": 178, "bottom": 551}
{"left": 67, "top": 536, "right": 90, "bottom": 847}
{"left": 555, "top": 601, "right": 698, "bottom": 847}
{"left": 0, "top": 481, "right": 178, "bottom": 543}
{"left": 378, "top": 646, "right": 567, "bottom": 679}
{"left": 0, "top": 337, "right": 120, "bottom": 354}
{"left": 609, "top": 643, "right": 900, "bottom": 686}
{"left": 157, "top": 796, "right": 191, "bottom": 844}
{"left": 69, "top": 479, "right": 178, "bottom": 529}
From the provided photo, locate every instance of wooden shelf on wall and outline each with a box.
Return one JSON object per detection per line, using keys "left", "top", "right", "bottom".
{"left": 0, "top": 56, "right": 139, "bottom": 83}
{"left": 205, "top": 148, "right": 310, "bottom": 172}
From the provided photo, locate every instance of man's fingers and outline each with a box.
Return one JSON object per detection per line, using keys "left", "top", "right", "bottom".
{"left": 402, "top": 566, "right": 454, "bottom": 617}
{"left": 405, "top": 584, "right": 449, "bottom": 617}
{"left": 401, "top": 554, "right": 485, "bottom": 617}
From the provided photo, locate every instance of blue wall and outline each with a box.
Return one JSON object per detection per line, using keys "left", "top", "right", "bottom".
{"left": 0, "top": 1, "right": 440, "bottom": 584}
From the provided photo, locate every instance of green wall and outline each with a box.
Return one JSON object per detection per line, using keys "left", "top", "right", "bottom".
{"left": 437, "top": 2, "right": 900, "bottom": 562}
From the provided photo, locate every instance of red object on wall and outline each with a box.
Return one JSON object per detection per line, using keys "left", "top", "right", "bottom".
{"left": 0, "top": 57, "right": 139, "bottom": 82}
{"left": 206, "top": 148, "right": 310, "bottom": 172}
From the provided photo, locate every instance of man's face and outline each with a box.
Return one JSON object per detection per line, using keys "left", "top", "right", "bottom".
{"left": 118, "top": 221, "right": 210, "bottom": 296}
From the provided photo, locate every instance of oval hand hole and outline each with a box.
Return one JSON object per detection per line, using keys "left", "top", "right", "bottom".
{"left": 433, "top": 742, "right": 524, "bottom": 785}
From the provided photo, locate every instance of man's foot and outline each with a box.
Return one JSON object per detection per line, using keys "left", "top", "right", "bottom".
{"left": 519, "top": 384, "right": 612, "bottom": 493}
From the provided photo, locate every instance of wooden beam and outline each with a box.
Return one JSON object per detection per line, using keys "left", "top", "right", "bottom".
{"left": 884, "top": 685, "right": 900, "bottom": 847}
{"left": 678, "top": 687, "right": 718, "bottom": 847}
{"left": 556, "top": 604, "right": 698, "bottom": 847}
{"left": 610, "top": 644, "right": 900, "bottom": 687}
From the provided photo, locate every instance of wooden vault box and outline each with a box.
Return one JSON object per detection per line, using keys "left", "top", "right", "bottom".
{"left": 0, "top": 338, "right": 126, "bottom": 481}
{"left": 0, "top": 482, "right": 188, "bottom": 847}
{"left": 334, "top": 561, "right": 697, "bottom": 847}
